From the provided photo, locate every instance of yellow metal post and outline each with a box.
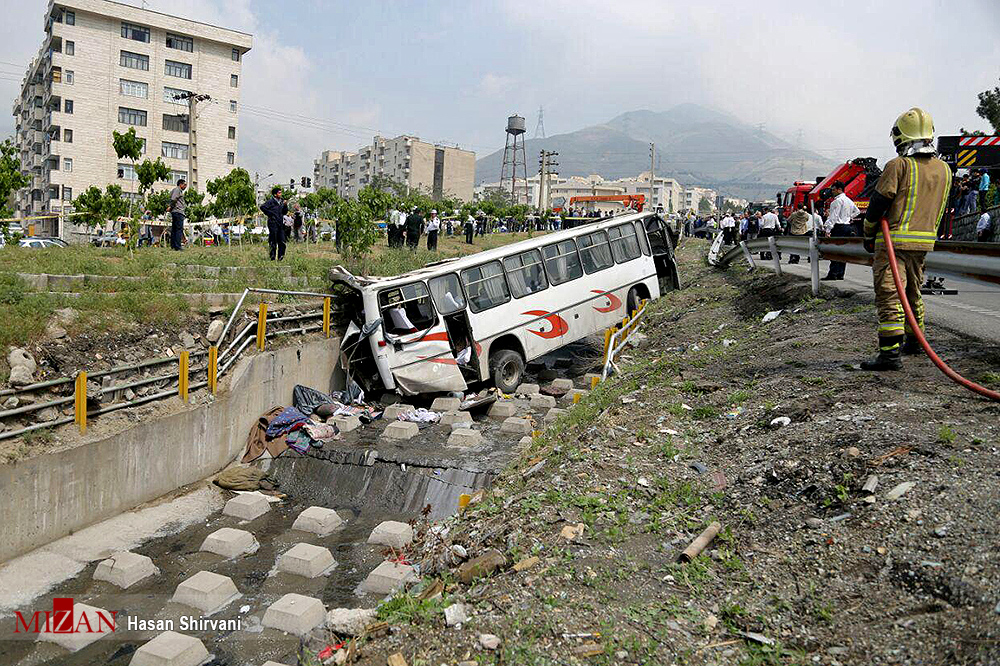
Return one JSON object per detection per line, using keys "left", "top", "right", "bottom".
{"left": 573, "top": 392, "right": 582, "bottom": 404}
{"left": 603, "top": 327, "right": 613, "bottom": 356}
{"left": 179, "top": 351, "right": 189, "bottom": 402}
{"left": 74, "top": 371, "right": 87, "bottom": 434}
{"left": 323, "top": 297, "right": 331, "bottom": 338}
{"left": 458, "top": 493, "right": 471, "bottom": 511}
{"left": 207, "top": 346, "right": 218, "bottom": 394}
{"left": 590, "top": 375, "right": 599, "bottom": 389}
{"left": 257, "top": 303, "right": 268, "bottom": 351}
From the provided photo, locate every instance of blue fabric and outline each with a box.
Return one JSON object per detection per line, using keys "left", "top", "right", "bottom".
{"left": 265, "top": 406, "right": 308, "bottom": 439}
{"left": 285, "top": 430, "right": 310, "bottom": 454}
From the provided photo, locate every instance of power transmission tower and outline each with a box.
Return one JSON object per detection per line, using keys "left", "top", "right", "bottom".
{"left": 534, "top": 106, "right": 546, "bottom": 139}
{"left": 176, "top": 91, "right": 211, "bottom": 192}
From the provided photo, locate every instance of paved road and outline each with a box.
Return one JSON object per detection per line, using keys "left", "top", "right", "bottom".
{"left": 755, "top": 254, "right": 1000, "bottom": 344}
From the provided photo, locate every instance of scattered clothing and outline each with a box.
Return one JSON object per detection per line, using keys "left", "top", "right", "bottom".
{"left": 292, "top": 384, "right": 337, "bottom": 416}
{"left": 302, "top": 421, "right": 339, "bottom": 441}
{"left": 242, "top": 405, "right": 285, "bottom": 462}
{"left": 396, "top": 407, "right": 440, "bottom": 423}
{"left": 265, "top": 406, "right": 309, "bottom": 439}
{"left": 214, "top": 466, "right": 278, "bottom": 491}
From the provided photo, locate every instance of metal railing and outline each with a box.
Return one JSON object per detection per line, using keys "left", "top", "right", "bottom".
{"left": 601, "top": 300, "right": 649, "bottom": 380}
{"left": 711, "top": 236, "right": 1000, "bottom": 295}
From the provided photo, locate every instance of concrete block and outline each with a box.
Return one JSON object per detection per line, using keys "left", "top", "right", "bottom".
{"left": 368, "top": 520, "right": 414, "bottom": 549}
{"left": 544, "top": 408, "right": 567, "bottom": 423}
{"left": 488, "top": 401, "right": 517, "bottom": 418}
{"left": 262, "top": 593, "right": 326, "bottom": 636}
{"left": 37, "top": 602, "right": 115, "bottom": 651}
{"left": 440, "top": 410, "right": 472, "bottom": 426}
{"left": 292, "top": 506, "right": 344, "bottom": 536}
{"left": 518, "top": 435, "right": 533, "bottom": 448}
{"left": 515, "top": 383, "right": 540, "bottom": 395}
{"left": 359, "top": 561, "right": 419, "bottom": 595}
{"left": 222, "top": 493, "right": 271, "bottom": 522}
{"left": 199, "top": 528, "right": 259, "bottom": 558}
{"left": 549, "top": 378, "right": 574, "bottom": 394}
{"left": 129, "top": 631, "right": 208, "bottom": 666}
{"left": 448, "top": 428, "right": 483, "bottom": 447}
{"left": 500, "top": 417, "right": 532, "bottom": 434}
{"left": 326, "top": 607, "right": 377, "bottom": 636}
{"left": 564, "top": 388, "right": 589, "bottom": 404}
{"left": 93, "top": 551, "right": 158, "bottom": 589}
{"left": 277, "top": 543, "right": 337, "bottom": 578}
{"left": 582, "top": 373, "right": 601, "bottom": 387}
{"left": 329, "top": 415, "right": 361, "bottom": 432}
{"left": 382, "top": 404, "right": 414, "bottom": 420}
{"left": 430, "top": 396, "right": 461, "bottom": 411}
{"left": 171, "top": 571, "right": 240, "bottom": 614}
{"left": 530, "top": 394, "right": 557, "bottom": 410}
{"left": 383, "top": 420, "right": 419, "bottom": 440}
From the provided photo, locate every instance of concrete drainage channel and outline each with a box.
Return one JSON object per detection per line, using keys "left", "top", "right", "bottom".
{"left": 0, "top": 338, "right": 603, "bottom": 666}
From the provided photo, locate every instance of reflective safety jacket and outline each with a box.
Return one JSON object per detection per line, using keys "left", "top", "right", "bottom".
{"left": 864, "top": 154, "right": 951, "bottom": 251}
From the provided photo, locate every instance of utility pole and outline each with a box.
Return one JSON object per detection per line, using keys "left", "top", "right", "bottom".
{"left": 176, "top": 92, "right": 210, "bottom": 192}
{"left": 649, "top": 142, "right": 655, "bottom": 209}
{"left": 538, "top": 150, "right": 558, "bottom": 212}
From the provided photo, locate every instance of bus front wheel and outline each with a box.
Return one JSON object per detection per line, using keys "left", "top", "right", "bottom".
{"left": 490, "top": 349, "right": 524, "bottom": 394}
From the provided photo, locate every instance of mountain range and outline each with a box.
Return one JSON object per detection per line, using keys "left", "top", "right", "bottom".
{"left": 475, "top": 104, "right": 838, "bottom": 201}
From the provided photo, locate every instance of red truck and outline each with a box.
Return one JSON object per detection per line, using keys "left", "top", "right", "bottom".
{"left": 777, "top": 158, "right": 882, "bottom": 218}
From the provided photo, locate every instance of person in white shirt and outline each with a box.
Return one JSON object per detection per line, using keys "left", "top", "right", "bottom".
{"left": 978, "top": 211, "right": 993, "bottom": 242}
{"left": 720, "top": 214, "right": 737, "bottom": 244}
{"left": 425, "top": 209, "right": 441, "bottom": 251}
{"left": 758, "top": 208, "right": 781, "bottom": 260}
{"left": 822, "top": 181, "right": 861, "bottom": 280}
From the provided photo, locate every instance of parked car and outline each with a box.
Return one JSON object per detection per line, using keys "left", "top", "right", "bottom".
{"left": 19, "top": 237, "right": 68, "bottom": 248}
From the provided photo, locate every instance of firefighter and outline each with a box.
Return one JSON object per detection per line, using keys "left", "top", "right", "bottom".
{"left": 860, "top": 108, "right": 952, "bottom": 371}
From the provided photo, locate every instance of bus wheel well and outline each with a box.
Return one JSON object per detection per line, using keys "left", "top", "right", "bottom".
{"left": 488, "top": 334, "right": 524, "bottom": 361}
{"left": 628, "top": 283, "right": 651, "bottom": 313}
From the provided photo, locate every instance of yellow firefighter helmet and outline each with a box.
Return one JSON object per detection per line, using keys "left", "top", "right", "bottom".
{"left": 891, "top": 107, "right": 935, "bottom": 152}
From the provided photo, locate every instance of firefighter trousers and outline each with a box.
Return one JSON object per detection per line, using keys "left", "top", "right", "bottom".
{"left": 872, "top": 248, "right": 925, "bottom": 349}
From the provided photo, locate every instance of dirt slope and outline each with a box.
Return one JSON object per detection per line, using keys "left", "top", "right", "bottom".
{"left": 337, "top": 241, "right": 1000, "bottom": 666}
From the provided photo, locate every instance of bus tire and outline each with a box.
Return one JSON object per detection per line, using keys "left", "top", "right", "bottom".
{"left": 626, "top": 287, "right": 641, "bottom": 315}
{"left": 490, "top": 349, "right": 524, "bottom": 394}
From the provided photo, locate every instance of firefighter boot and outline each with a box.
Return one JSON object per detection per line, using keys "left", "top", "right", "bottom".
{"left": 902, "top": 336, "right": 922, "bottom": 355}
{"left": 860, "top": 338, "right": 903, "bottom": 371}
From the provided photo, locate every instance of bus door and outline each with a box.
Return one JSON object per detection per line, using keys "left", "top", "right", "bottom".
{"left": 642, "top": 217, "right": 681, "bottom": 292}
{"left": 428, "top": 273, "right": 482, "bottom": 383}
{"left": 378, "top": 281, "right": 468, "bottom": 394}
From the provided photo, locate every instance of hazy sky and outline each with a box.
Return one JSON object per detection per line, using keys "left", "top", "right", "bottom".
{"left": 2, "top": 0, "right": 998, "bottom": 188}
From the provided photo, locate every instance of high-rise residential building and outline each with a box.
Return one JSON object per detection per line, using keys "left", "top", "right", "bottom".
{"left": 314, "top": 135, "right": 475, "bottom": 202}
{"left": 613, "top": 172, "right": 683, "bottom": 213}
{"left": 11, "top": 0, "right": 252, "bottom": 237}
{"left": 682, "top": 186, "right": 718, "bottom": 213}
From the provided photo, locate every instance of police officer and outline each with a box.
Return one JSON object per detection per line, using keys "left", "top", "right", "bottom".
{"left": 860, "top": 108, "right": 952, "bottom": 371}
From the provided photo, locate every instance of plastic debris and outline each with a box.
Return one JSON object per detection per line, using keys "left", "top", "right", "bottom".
{"left": 885, "top": 481, "right": 916, "bottom": 500}
{"left": 762, "top": 310, "right": 783, "bottom": 323}
{"left": 770, "top": 416, "right": 791, "bottom": 428}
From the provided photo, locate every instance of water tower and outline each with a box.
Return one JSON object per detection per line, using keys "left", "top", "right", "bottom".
{"left": 500, "top": 114, "right": 527, "bottom": 205}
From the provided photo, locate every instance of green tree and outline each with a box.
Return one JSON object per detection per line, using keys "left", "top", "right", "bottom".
{"left": 184, "top": 189, "right": 208, "bottom": 223}
{"left": 0, "top": 137, "right": 28, "bottom": 237}
{"left": 324, "top": 185, "right": 389, "bottom": 271}
{"left": 136, "top": 158, "right": 170, "bottom": 196}
{"left": 698, "top": 196, "right": 713, "bottom": 215}
{"left": 72, "top": 185, "right": 106, "bottom": 228}
{"left": 206, "top": 167, "right": 255, "bottom": 220}
{"left": 103, "top": 184, "right": 129, "bottom": 221}
{"left": 112, "top": 127, "right": 144, "bottom": 216}
{"left": 146, "top": 190, "right": 171, "bottom": 217}
{"left": 975, "top": 79, "right": 1000, "bottom": 133}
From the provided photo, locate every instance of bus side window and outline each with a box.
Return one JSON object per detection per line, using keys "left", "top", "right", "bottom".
{"left": 503, "top": 249, "right": 548, "bottom": 298}
{"left": 378, "top": 282, "right": 436, "bottom": 335}
{"left": 635, "top": 220, "right": 651, "bottom": 255}
{"left": 460, "top": 261, "right": 510, "bottom": 313}
{"left": 577, "top": 230, "right": 614, "bottom": 274}
{"left": 541, "top": 239, "right": 583, "bottom": 285}
{"left": 608, "top": 223, "right": 642, "bottom": 263}
{"left": 429, "top": 273, "right": 467, "bottom": 314}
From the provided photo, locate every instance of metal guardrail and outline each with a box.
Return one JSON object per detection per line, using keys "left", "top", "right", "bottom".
{"left": 711, "top": 236, "right": 1000, "bottom": 294}
{"left": 601, "top": 300, "right": 649, "bottom": 380}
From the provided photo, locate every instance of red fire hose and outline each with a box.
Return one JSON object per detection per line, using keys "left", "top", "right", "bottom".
{"left": 880, "top": 218, "right": 1000, "bottom": 401}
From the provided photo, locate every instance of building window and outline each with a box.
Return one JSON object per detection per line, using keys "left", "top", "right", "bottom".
{"left": 163, "top": 86, "right": 189, "bottom": 104}
{"left": 121, "top": 22, "right": 150, "bottom": 43}
{"left": 118, "top": 163, "right": 137, "bottom": 180}
{"left": 64, "top": 70, "right": 74, "bottom": 84}
{"left": 165, "top": 60, "right": 192, "bottom": 79}
{"left": 227, "top": 151, "right": 235, "bottom": 165}
{"left": 118, "top": 106, "right": 147, "bottom": 126}
{"left": 170, "top": 169, "right": 188, "bottom": 183}
{"left": 120, "top": 50, "right": 149, "bottom": 71}
{"left": 232, "top": 48, "right": 240, "bottom": 62}
{"left": 162, "top": 114, "right": 189, "bottom": 133}
{"left": 161, "top": 141, "right": 188, "bottom": 159}
{"left": 228, "top": 126, "right": 235, "bottom": 140}
{"left": 65, "top": 11, "right": 75, "bottom": 25}
{"left": 120, "top": 79, "right": 148, "bottom": 98}
{"left": 63, "top": 99, "right": 73, "bottom": 114}
{"left": 64, "top": 128, "right": 73, "bottom": 143}
{"left": 63, "top": 158, "right": 72, "bottom": 172}
{"left": 166, "top": 33, "right": 193, "bottom": 52}
{"left": 229, "top": 100, "right": 237, "bottom": 112}
{"left": 65, "top": 41, "right": 75, "bottom": 55}
{"left": 62, "top": 186, "right": 72, "bottom": 201}
{"left": 230, "top": 74, "right": 238, "bottom": 87}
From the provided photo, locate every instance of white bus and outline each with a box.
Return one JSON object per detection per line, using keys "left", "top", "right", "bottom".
{"left": 331, "top": 212, "right": 679, "bottom": 396}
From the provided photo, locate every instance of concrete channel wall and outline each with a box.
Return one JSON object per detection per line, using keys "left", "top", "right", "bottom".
{"left": 0, "top": 338, "right": 343, "bottom": 564}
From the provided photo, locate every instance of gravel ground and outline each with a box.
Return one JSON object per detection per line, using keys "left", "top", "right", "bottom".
{"left": 329, "top": 240, "right": 1000, "bottom": 666}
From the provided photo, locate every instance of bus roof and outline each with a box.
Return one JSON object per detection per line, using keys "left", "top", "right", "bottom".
{"left": 330, "top": 211, "right": 658, "bottom": 291}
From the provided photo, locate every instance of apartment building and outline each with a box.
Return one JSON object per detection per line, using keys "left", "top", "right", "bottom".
{"left": 313, "top": 135, "right": 475, "bottom": 202}
{"left": 682, "top": 186, "right": 717, "bottom": 213}
{"left": 613, "top": 172, "right": 684, "bottom": 213}
{"left": 11, "top": 0, "right": 252, "bottom": 236}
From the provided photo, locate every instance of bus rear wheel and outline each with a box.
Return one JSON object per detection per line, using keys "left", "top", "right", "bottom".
{"left": 490, "top": 349, "right": 524, "bottom": 394}
{"left": 626, "top": 287, "right": 641, "bottom": 315}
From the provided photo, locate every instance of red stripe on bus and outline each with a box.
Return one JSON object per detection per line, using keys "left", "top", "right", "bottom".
{"left": 591, "top": 289, "right": 622, "bottom": 313}
{"left": 522, "top": 310, "right": 569, "bottom": 338}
